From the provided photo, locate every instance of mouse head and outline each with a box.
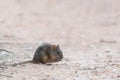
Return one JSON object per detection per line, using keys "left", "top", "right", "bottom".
{"left": 50, "top": 44, "right": 63, "bottom": 61}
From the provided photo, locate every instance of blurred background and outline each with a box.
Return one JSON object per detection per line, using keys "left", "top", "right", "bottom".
{"left": 0, "top": 0, "right": 120, "bottom": 80}
{"left": 0, "top": 0, "right": 120, "bottom": 46}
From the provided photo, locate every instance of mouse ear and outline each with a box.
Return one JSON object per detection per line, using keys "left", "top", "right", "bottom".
{"left": 51, "top": 45, "right": 57, "bottom": 50}
{"left": 57, "top": 44, "right": 59, "bottom": 48}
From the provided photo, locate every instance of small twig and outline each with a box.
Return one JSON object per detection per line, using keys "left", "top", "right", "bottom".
{"left": 100, "top": 39, "right": 116, "bottom": 44}
{"left": 0, "top": 73, "right": 12, "bottom": 77}
{"left": 79, "top": 66, "right": 105, "bottom": 70}
{"left": 0, "top": 49, "right": 14, "bottom": 54}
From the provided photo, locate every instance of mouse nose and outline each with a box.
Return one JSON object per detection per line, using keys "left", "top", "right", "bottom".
{"left": 59, "top": 55, "right": 63, "bottom": 59}
{"left": 61, "top": 54, "right": 63, "bottom": 58}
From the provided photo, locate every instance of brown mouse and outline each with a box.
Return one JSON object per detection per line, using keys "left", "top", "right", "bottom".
{"left": 10, "top": 43, "right": 63, "bottom": 66}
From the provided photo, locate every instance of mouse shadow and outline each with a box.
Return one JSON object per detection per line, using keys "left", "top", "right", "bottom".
{"left": 45, "top": 59, "right": 62, "bottom": 66}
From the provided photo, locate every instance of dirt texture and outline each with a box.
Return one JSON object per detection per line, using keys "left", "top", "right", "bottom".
{"left": 0, "top": 0, "right": 120, "bottom": 80}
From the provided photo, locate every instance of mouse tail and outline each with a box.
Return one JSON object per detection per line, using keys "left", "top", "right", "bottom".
{"left": 10, "top": 60, "right": 33, "bottom": 67}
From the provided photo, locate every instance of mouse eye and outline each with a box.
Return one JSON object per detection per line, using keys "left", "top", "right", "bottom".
{"left": 57, "top": 52, "right": 60, "bottom": 54}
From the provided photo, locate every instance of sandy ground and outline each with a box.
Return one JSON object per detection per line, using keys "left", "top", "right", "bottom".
{"left": 0, "top": 0, "right": 120, "bottom": 80}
